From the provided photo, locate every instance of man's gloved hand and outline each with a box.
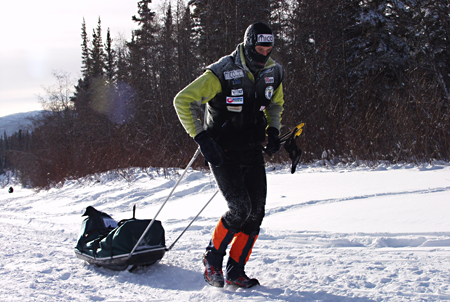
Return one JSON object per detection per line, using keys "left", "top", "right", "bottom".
{"left": 194, "top": 131, "right": 224, "bottom": 167}
{"left": 265, "top": 127, "right": 281, "bottom": 155}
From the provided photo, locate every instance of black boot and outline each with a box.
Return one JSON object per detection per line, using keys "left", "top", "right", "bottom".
{"left": 203, "top": 251, "right": 224, "bottom": 287}
{"left": 202, "top": 218, "right": 237, "bottom": 287}
{"left": 226, "top": 273, "right": 260, "bottom": 288}
{"left": 225, "top": 258, "right": 260, "bottom": 288}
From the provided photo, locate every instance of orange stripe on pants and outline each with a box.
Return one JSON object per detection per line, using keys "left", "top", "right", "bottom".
{"left": 212, "top": 218, "right": 232, "bottom": 251}
{"left": 229, "top": 232, "right": 258, "bottom": 264}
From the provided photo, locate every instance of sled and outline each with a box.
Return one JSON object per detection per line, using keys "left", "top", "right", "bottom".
{"left": 75, "top": 206, "right": 166, "bottom": 271}
{"left": 75, "top": 148, "right": 218, "bottom": 271}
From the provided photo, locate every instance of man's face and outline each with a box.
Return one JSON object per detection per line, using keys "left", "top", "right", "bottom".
{"left": 255, "top": 46, "right": 273, "bottom": 56}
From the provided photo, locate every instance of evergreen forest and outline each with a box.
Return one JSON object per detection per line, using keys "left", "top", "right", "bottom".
{"left": 1, "top": 0, "right": 450, "bottom": 189}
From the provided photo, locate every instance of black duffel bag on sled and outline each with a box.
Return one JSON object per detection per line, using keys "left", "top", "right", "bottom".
{"left": 75, "top": 206, "right": 166, "bottom": 271}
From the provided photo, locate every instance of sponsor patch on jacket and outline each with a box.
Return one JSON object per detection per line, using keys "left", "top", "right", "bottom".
{"left": 259, "top": 106, "right": 266, "bottom": 111}
{"left": 265, "top": 86, "right": 274, "bottom": 100}
{"left": 226, "top": 96, "right": 244, "bottom": 104}
{"left": 257, "top": 34, "right": 274, "bottom": 44}
{"left": 227, "top": 106, "right": 243, "bottom": 113}
{"left": 224, "top": 69, "right": 244, "bottom": 80}
{"left": 231, "top": 88, "right": 243, "bottom": 96}
{"left": 265, "top": 77, "right": 274, "bottom": 84}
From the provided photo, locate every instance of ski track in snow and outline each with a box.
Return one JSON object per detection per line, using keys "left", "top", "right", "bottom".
{"left": 265, "top": 186, "right": 450, "bottom": 217}
{"left": 1, "top": 165, "right": 450, "bottom": 301}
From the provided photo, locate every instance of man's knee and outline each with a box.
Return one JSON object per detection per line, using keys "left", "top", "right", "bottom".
{"left": 223, "top": 207, "right": 251, "bottom": 231}
{"left": 241, "top": 211, "right": 265, "bottom": 234}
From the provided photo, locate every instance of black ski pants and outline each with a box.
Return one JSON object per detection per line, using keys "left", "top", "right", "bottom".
{"left": 210, "top": 148, "right": 267, "bottom": 235}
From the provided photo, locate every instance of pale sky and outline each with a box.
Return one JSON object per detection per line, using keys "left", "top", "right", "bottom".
{"left": 0, "top": 0, "right": 164, "bottom": 117}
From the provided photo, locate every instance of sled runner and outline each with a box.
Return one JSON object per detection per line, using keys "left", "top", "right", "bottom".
{"left": 75, "top": 206, "right": 166, "bottom": 271}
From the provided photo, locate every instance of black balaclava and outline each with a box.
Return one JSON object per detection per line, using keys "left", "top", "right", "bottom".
{"left": 243, "top": 22, "right": 274, "bottom": 74}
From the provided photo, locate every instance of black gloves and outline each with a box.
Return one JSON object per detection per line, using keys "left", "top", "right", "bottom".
{"left": 266, "top": 127, "right": 281, "bottom": 155}
{"left": 194, "top": 131, "right": 224, "bottom": 167}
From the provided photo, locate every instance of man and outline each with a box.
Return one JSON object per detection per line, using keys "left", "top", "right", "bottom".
{"left": 173, "top": 22, "right": 284, "bottom": 288}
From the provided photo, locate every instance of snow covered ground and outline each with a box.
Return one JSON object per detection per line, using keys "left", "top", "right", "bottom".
{"left": 1, "top": 162, "right": 450, "bottom": 301}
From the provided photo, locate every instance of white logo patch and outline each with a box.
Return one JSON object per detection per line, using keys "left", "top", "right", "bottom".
{"left": 231, "top": 89, "right": 243, "bottom": 96}
{"left": 227, "top": 106, "right": 243, "bottom": 113}
{"left": 224, "top": 69, "right": 244, "bottom": 80}
{"left": 265, "top": 86, "right": 274, "bottom": 100}
{"left": 226, "top": 96, "right": 244, "bottom": 104}
{"left": 257, "top": 34, "right": 274, "bottom": 44}
{"left": 265, "top": 77, "right": 274, "bottom": 84}
{"left": 259, "top": 106, "right": 266, "bottom": 111}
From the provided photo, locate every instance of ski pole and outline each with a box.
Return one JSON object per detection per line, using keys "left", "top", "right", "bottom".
{"left": 167, "top": 190, "right": 219, "bottom": 251}
{"left": 128, "top": 147, "right": 201, "bottom": 258}
{"left": 280, "top": 123, "right": 304, "bottom": 143}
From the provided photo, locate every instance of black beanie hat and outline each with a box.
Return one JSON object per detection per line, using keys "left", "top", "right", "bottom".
{"left": 243, "top": 22, "right": 274, "bottom": 72}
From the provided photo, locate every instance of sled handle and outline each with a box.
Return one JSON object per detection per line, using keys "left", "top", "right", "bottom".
{"left": 167, "top": 190, "right": 219, "bottom": 251}
{"left": 128, "top": 147, "right": 201, "bottom": 258}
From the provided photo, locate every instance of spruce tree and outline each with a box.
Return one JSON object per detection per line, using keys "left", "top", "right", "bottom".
{"left": 128, "top": 0, "right": 158, "bottom": 131}
{"left": 176, "top": 0, "right": 196, "bottom": 86}
{"left": 81, "top": 18, "right": 91, "bottom": 78}
{"left": 159, "top": 3, "right": 176, "bottom": 98}
{"left": 105, "top": 28, "right": 116, "bottom": 82}
{"left": 190, "top": 0, "right": 271, "bottom": 66}
{"left": 90, "top": 17, "right": 106, "bottom": 78}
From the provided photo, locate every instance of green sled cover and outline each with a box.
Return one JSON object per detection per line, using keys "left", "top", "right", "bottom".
{"left": 75, "top": 206, "right": 165, "bottom": 269}
{"left": 97, "top": 218, "right": 165, "bottom": 258}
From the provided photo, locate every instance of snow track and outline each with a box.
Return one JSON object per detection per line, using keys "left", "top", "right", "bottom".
{"left": 1, "top": 165, "right": 450, "bottom": 301}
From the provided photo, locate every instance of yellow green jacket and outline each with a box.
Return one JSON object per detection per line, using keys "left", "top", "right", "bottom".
{"left": 174, "top": 44, "right": 284, "bottom": 150}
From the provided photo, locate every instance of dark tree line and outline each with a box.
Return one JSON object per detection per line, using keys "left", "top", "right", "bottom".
{"left": 273, "top": 0, "right": 450, "bottom": 164}
{"left": 0, "top": 130, "right": 31, "bottom": 178}
{"left": 2, "top": 0, "right": 449, "bottom": 189}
